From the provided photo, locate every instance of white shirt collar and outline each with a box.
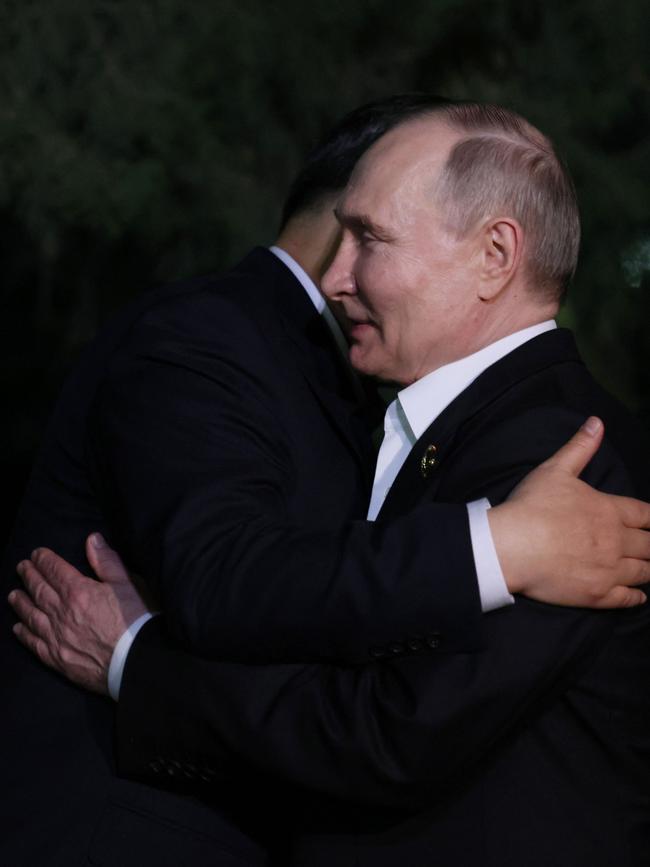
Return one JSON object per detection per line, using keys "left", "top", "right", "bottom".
{"left": 269, "top": 245, "right": 327, "bottom": 313}
{"left": 269, "top": 246, "right": 360, "bottom": 393}
{"left": 269, "top": 245, "right": 348, "bottom": 353}
{"left": 398, "top": 320, "right": 557, "bottom": 441}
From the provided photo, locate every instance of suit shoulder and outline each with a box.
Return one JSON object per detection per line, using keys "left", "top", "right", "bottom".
{"left": 134, "top": 270, "right": 277, "bottom": 342}
{"left": 456, "top": 379, "right": 648, "bottom": 501}
{"left": 513, "top": 360, "right": 648, "bottom": 493}
{"left": 87, "top": 266, "right": 291, "bottom": 387}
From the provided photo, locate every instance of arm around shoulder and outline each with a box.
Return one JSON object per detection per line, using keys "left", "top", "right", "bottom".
{"left": 88, "top": 294, "right": 482, "bottom": 664}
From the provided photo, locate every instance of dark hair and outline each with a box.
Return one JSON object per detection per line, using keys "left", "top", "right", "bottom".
{"left": 279, "top": 93, "right": 455, "bottom": 229}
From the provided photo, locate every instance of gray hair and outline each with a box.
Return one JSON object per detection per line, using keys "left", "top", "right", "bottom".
{"left": 430, "top": 103, "right": 580, "bottom": 300}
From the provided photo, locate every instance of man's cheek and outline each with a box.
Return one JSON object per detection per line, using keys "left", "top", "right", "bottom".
{"left": 349, "top": 329, "right": 383, "bottom": 371}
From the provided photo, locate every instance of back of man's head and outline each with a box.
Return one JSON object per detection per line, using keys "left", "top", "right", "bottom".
{"left": 417, "top": 102, "right": 580, "bottom": 301}
{"left": 279, "top": 93, "right": 455, "bottom": 230}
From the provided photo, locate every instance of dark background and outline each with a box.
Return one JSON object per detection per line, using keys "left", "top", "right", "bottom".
{"left": 2, "top": 0, "right": 649, "bottom": 550}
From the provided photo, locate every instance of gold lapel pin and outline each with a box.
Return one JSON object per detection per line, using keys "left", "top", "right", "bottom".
{"left": 420, "top": 444, "right": 438, "bottom": 478}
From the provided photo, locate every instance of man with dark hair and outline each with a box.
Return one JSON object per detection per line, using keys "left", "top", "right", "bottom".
{"left": 278, "top": 94, "right": 456, "bottom": 229}
{"left": 5, "top": 96, "right": 650, "bottom": 867}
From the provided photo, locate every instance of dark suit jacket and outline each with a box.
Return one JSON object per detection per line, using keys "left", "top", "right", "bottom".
{"left": 1, "top": 248, "right": 480, "bottom": 866}
{"left": 116, "top": 329, "right": 650, "bottom": 866}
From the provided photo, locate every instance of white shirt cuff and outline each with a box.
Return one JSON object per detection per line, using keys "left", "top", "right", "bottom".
{"left": 107, "top": 612, "right": 156, "bottom": 701}
{"left": 467, "top": 498, "right": 514, "bottom": 612}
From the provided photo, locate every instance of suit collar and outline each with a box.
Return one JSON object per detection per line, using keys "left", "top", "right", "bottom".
{"left": 268, "top": 245, "right": 326, "bottom": 313}
{"left": 379, "top": 328, "right": 583, "bottom": 520}
{"left": 232, "top": 247, "right": 340, "bottom": 355}
{"left": 397, "top": 321, "right": 557, "bottom": 442}
{"left": 234, "top": 248, "right": 378, "bottom": 485}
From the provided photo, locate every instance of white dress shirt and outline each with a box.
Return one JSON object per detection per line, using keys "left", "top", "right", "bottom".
{"left": 367, "top": 320, "right": 557, "bottom": 611}
{"left": 368, "top": 320, "right": 558, "bottom": 518}
{"left": 107, "top": 251, "right": 551, "bottom": 698}
{"left": 368, "top": 320, "right": 556, "bottom": 612}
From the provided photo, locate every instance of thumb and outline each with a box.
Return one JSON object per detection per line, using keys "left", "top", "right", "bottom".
{"left": 543, "top": 416, "right": 604, "bottom": 477}
{"left": 85, "top": 533, "right": 130, "bottom": 584}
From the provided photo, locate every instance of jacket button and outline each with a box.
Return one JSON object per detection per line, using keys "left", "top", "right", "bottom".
{"left": 370, "top": 646, "right": 387, "bottom": 659}
{"left": 389, "top": 643, "right": 405, "bottom": 656}
{"left": 406, "top": 638, "right": 423, "bottom": 652}
{"left": 426, "top": 633, "right": 442, "bottom": 649}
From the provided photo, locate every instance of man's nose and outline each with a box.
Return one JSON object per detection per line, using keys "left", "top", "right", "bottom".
{"left": 321, "top": 237, "right": 356, "bottom": 301}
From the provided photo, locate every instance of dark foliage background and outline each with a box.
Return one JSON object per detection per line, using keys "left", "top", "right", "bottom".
{"left": 2, "top": 0, "right": 649, "bottom": 548}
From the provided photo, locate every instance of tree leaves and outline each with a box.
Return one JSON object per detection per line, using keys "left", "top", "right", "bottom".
{"left": 2, "top": 0, "right": 648, "bottom": 544}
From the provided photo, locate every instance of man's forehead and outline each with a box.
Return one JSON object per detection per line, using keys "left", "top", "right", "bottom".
{"left": 361, "top": 115, "right": 457, "bottom": 171}
{"left": 335, "top": 172, "right": 397, "bottom": 232}
{"left": 332, "top": 199, "right": 394, "bottom": 240}
{"left": 334, "top": 123, "right": 449, "bottom": 228}
{"left": 345, "top": 116, "right": 459, "bottom": 203}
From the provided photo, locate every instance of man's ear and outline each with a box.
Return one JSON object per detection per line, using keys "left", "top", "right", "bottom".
{"left": 477, "top": 217, "right": 523, "bottom": 301}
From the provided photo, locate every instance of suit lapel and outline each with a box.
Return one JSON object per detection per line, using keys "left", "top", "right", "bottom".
{"left": 379, "top": 329, "right": 583, "bottom": 520}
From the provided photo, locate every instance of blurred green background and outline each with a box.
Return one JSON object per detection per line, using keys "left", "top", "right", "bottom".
{"left": 2, "top": 0, "right": 649, "bottom": 546}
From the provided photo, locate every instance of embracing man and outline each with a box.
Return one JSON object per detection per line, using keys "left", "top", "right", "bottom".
{"left": 7, "top": 97, "right": 650, "bottom": 867}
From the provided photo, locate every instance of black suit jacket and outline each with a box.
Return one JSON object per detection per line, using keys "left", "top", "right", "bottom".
{"left": 116, "top": 329, "right": 650, "bottom": 866}
{"left": 1, "top": 248, "right": 480, "bottom": 866}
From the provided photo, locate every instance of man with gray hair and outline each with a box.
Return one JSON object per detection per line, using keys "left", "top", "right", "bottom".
{"left": 311, "top": 102, "right": 649, "bottom": 864}
{"left": 11, "top": 101, "right": 650, "bottom": 866}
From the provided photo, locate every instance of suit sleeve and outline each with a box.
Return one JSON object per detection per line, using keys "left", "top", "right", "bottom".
{"left": 88, "top": 293, "right": 481, "bottom": 664}
{"left": 115, "top": 405, "right": 642, "bottom": 810}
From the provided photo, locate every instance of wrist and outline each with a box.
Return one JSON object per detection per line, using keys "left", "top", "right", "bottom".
{"left": 107, "top": 612, "right": 156, "bottom": 701}
{"left": 487, "top": 502, "right": 524, "bottom": 595}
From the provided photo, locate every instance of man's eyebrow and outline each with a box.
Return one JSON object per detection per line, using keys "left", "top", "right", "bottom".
{"left": 333, "top": 207, "right": 393, "bottom": 241}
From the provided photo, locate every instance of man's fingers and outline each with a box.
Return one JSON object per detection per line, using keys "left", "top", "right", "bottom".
{"left": 13, "top": 622, "right": 58, "bottom": 671}
{"left": 618, "top": 557, "right": 650, "bottom": 588}
{"left": 592, "top": 585, "right": 647, "bottom": 609}
{"left": 542, "top": 416, "right": 604, "bottom": 477}
{"left": 86, "top": 533, "right": 130, "bottom": 584}
{"left": 8, "top": 588, "right": 54, "bottom": 641}
{"left": 17, "top": 560, "right": 61, "bottom": 613}
{"left": 621, "top": 527, "right": 650, "bottom": 561}
{"left": 613, "top": 496, "right": 650, "bottom": 531}
{"left": 30, "top": 548, "right": 86, "bottom": 595}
